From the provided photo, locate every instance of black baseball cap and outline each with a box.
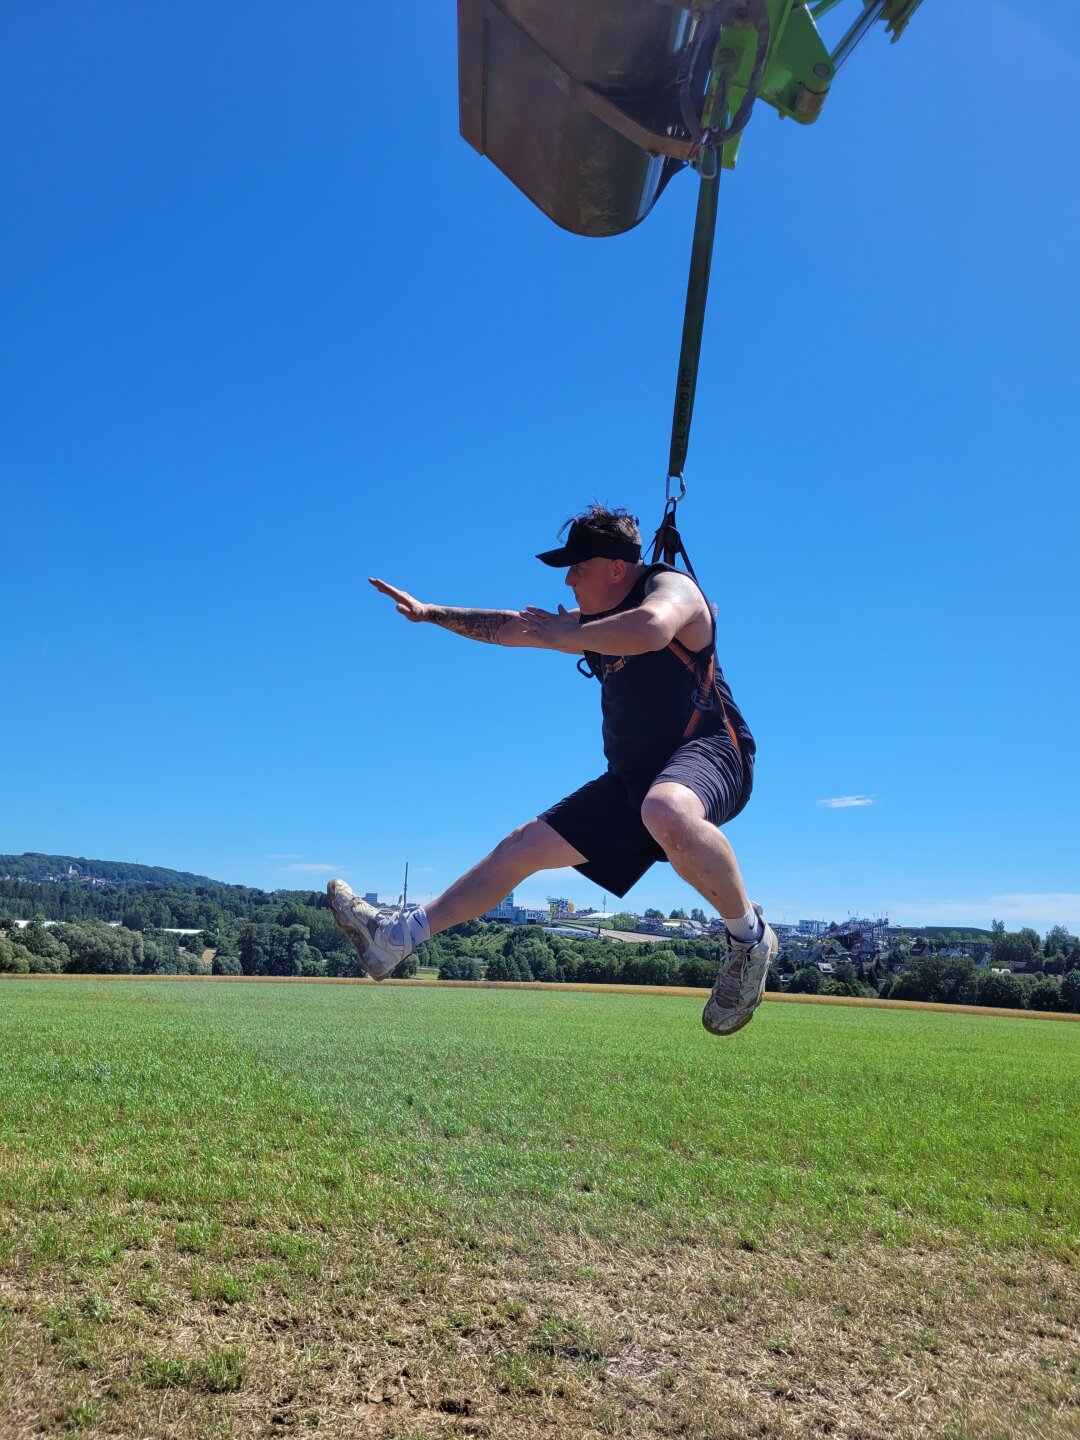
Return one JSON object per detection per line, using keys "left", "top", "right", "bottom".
{"left": 536, "top": 519, "right": 642, "bottom": 567}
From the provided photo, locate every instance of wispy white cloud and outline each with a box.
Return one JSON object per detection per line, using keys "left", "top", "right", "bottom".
{"left": 884, "top": 895, "right": 1080, "bottom": 927}
{"left": 763, "top": 894, "right": 1080, "bottom": 934}
{"left": 990, "top": 893, "right": 1080, "bottom": 917}
{"left": 817, "top": 795, "right": 875, "bottom": 809}
{"left": 278, "top": 862, "right": 340, "bottom": 874}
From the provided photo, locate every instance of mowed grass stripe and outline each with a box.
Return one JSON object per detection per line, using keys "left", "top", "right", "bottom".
{"left": 5, "top": 970, "right": 1077, "bottom": 1023}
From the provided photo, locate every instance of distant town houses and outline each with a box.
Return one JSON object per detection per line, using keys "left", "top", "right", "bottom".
{"left": 468, "top": 898, "right": 1021, "bottom": 964}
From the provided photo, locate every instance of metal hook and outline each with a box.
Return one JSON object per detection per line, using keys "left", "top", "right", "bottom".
{"left": 666, "top": 473, "right": 687, "bottom": 505}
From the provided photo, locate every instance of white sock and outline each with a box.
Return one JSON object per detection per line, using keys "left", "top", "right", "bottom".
{"left": 405, "top": 907, "right": 431, "bottom": 947}
{"left": 723, "top": 905, "right": 764, "bottom": 944}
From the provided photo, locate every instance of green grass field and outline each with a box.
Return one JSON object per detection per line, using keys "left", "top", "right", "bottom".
{"left": 1, "top": 978, "right": 1077, "bottom": 1439}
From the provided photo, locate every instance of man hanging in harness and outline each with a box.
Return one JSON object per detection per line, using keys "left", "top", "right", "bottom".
{"left": 328, "top": 502, "right": 777, "bottom": 1036}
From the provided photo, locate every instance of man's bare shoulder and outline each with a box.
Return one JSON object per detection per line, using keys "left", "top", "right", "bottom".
{"left": 642, "top": 568, "right": 712, "bottom": 648}
{"left": 644, "top": 568, "right": 708, "bottom": 611}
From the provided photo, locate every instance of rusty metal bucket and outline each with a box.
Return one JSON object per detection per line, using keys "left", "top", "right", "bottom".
{"left": 457, "top": 0, "right": 701, "bottom": 237}
{"left": 456, "top": 0, "right": 838, "bottom": 237}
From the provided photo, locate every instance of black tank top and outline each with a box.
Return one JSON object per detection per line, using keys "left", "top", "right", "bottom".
{"left": 580, "top": 563, "right": 754, "bottom": 778}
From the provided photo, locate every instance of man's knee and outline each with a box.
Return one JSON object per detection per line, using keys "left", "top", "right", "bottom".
{"left": 640, "top": 784, "right": 702, "bottom": 850}
{"left": 493, "top": 818, "right": 577, "bottom": 873}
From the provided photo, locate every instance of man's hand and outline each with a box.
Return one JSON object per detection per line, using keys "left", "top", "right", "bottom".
{"left": 521, "top": 604, "right": 581, "bottom": 653}
{"left": 369, "top": 577, "right": 428, "bottom": 623}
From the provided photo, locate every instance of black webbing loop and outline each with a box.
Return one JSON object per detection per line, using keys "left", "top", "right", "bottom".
{"left": 677, "top": 0, "right": 772, "bottom": 154}
{"left": 649, "top": 499, "right": 698, "bottom": 581}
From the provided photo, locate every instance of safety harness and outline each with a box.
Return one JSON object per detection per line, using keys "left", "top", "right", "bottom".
{"left": 667, "top": 635, "right": 742, "bottom": 751}
{"left": 578, "top": 559, "right": 742, "bottom": 753}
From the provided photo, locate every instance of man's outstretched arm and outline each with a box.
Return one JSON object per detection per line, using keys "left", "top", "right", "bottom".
{"left": 369, "top": 578, "right": 573, "bottom": 648}
{"left": 521, "top": 571, "right": 708, "bottom": 654}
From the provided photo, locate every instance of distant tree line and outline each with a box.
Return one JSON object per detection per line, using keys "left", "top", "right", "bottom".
{"left": 774, "top": 919, "right": 1080, "bottom": 1013}
{"left": 0, "top": 918, "right": 203, "bottom": 976}
{"left": 2, "top": 858, "right": 1078, "bottom": 1012}
{"left": 424, "top": 922, "right": 725, "bottom": 987}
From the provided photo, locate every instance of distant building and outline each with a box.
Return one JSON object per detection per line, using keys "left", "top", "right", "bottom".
{"left": 780, "top": 940, "right": 813, "bottom": 969}
{"left": 810, "top": 939, "right": 848, "bottom": 971}
{"left": 482, "top": 891, "right": 516, "bottom": 922}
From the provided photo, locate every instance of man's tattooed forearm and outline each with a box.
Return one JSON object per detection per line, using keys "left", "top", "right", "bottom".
{"left": 425, "top": 607, "right": 516, "bottom": 644}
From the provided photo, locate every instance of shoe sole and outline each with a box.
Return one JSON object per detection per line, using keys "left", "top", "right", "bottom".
{"left": 702, "top": 1004, "right": 756, "bottom": 1037}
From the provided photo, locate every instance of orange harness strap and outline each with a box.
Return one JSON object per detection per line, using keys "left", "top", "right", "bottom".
{"left": 667, "top": 638, "right": 740, "bottom": 752}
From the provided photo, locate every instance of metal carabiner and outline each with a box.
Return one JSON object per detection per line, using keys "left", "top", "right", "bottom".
{"left": 666, "top": 472, "right": 687, "bottom": 506}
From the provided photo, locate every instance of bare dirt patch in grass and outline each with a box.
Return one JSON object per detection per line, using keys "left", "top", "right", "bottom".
{"left": 2, "top": 1228, "right": 1076, "bottom": 1439}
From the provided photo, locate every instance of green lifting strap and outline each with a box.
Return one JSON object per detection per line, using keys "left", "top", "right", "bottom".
{"left": 667, "top": 147, "right": 722, "bottom": 495}
{"left": 658, "top": 27, "right": 751, "bottom": 574}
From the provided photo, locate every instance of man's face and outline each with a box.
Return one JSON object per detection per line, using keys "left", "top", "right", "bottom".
{"left": 564, "top": 556, "right": 624, "bottom": 611}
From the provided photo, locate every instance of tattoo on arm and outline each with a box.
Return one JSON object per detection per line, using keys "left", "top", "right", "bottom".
{"left": 425, "top": 607, "right": 518, "bottom": 645}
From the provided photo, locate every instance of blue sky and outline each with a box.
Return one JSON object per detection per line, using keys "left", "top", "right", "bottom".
{"left": 3, "top": 1, "right": 1078, "bottom": 932}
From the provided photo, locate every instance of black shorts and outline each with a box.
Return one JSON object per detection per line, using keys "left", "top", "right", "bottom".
{"left": 540, "top": 731, "right": 753, "bottom": 898}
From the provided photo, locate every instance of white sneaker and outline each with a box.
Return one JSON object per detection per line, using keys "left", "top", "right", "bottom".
{"left": 702, "top": 903, "right": 777, "bottom": 1036}
{"left": 327, "top": 879, "right": 414, "bottom": 981}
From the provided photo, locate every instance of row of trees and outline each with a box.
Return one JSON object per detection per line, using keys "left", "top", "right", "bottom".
{"left": 878, "top": 952, "right": 1077, "bottom": 1012}
{"left": 0, "top": 919, "right": 203, "bottom": 976}
{"left": 427, "top": 924, "right": 725, "bottom": 988}
{"left": 985, "top": 921, "right": 1079, "bottom": 972}
{"left": 4, "top": 903, "right": 1079, "bottom": 1014}
{"left": 775, "top": 947, "right": 1080, "bottom": 1012}
{"left": 436, "top": 929, "right": 1080, "bottom": 1010}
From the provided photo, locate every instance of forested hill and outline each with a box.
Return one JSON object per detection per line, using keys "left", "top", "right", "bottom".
{"left": 0, "top": 853, "right": 295, "bottom": 929}
{"left": 0, "top": 855, "right": 1013, "bottom": 943}
{"left": 0, "top": 853, "right": 220, "bottom": 889}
